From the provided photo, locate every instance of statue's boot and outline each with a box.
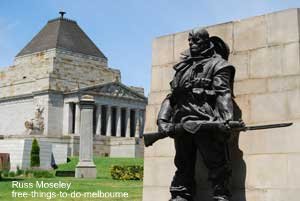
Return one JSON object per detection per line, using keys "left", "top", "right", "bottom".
{"left": 213, "top": 195, "right": 229, "bottom": 201}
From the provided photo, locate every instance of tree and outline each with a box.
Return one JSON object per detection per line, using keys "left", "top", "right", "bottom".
{"left": 30, "top": 138, "right": 40, "bottom": 167}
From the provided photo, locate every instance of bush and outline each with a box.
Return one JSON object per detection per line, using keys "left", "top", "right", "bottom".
{"left": 24, "top": 170, "right": 54, "bottom": 178}
{"left": 110, "top": 165, "right": 143, "bottom": 180}
{"left": 24, "top": 169, "right": 31, "bottom": 177}
{"left": 30, "top": 138, "right": 40, "bottom": 167}
{"left": 0, "top": 171, "right": 2, "bottom": 180}
{"left": 8, "top": 171, "right": 15, "bottom": 177}
{"left": 2, "top": 170, "right": 9, "bottom": 177}
{"left": 16, "top": 166, "right": 24, "bottom": 176}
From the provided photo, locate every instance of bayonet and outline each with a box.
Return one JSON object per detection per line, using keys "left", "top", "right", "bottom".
{"left": 243, "top": 122, "right": 293, "bottom": 131}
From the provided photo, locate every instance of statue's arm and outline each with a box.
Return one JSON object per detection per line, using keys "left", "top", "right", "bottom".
{"left": 156, "top": 95, "right": 178, "bottom": 137}
{"left": 157, "top": 95, "right": 173, "bottom": 123}
{"left": 212, "top": 67, "right": 234, "bottom": 121}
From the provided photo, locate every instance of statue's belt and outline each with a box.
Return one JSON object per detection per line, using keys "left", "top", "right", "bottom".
{"left": 173, "top": 87, "right": 216, "bottom": 98}
{"left": 190, "top": 78, "right": 212, "bottom": 87}
{"left": 192, "top": 88, "right": 216, "bottom": 96}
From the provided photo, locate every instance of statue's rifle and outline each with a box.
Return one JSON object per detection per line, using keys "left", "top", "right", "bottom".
{"left": 143, "top": 122, "right": 293, "bottom": 147}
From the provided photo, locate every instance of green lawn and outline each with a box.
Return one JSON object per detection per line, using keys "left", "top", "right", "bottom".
{"left": 0, "top": 157, "right": 144, "bottom": 201}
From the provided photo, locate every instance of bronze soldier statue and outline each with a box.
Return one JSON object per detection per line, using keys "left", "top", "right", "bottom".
{"left": 144, "top": 27, "right": 293, "bottom": 201}
{"left": 157, "top": 28, "right": 239, "bottom": 201}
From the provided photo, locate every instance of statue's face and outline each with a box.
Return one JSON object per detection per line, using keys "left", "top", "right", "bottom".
{"left": 188, "top": 34, "right": 209, "bottom": 55}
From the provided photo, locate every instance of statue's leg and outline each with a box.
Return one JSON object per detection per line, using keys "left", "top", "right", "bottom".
{"left": 170, "top": 133, "right": 196, "bottom": 201}
{"left": 197, "top": 136, "right": 232, "bottom": 201}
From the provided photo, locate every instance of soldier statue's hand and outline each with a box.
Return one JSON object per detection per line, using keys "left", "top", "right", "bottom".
{"left": 217, "top": 122, "right": 231, "bottom": 133}
{"left": 238, "top": 119, "right": 246, "bottom": 130}
{"left": 157, "top": 119, "right": 176, "bottom": 138}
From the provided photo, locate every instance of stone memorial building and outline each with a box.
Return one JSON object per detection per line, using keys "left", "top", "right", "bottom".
{"left": 143, "top": 8, "right": 300, "bottom": 201}
{"left": 0, "top": 14, "right": 147, "bottom": 170}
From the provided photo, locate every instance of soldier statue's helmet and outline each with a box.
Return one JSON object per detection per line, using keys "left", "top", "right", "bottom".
{"left": 188, "top": 28, "right": 210, "bottom": 41}
{"left": 188, "top": 28, "right": 230, "bottom": 61}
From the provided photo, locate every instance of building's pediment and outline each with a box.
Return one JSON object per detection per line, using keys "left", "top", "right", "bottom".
{"left": 80, "top": 82, "right": 146, "bottom": 101}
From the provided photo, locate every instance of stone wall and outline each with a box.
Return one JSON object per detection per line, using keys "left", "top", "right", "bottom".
{"left": 50, "top": 49, "right": 121, "bottom": 92}
{"left": 109, "top": 137, "right": 144, "bottom": 158}
{"left": 0, "top": 97, "right": 35, "bottom": 135}
{"left": 0, "top": 92, "right": 62, "bottom": 136}
{"left": 0, "top": 50, "right": 53, "bottom": 98}
{"left": 46, "top": 92, "right": 64, "bottom": 136}
{"left": 52, "top": 143, "right": 68, "bottom": 164}
{"left": 143, "top": 8, "right": 300, "bottom": 201}
{"left": 0, "top": 139, "right": 52, "bottom": 171}
{"left": 0, "top": 49, "right": 121, "bottom": 98}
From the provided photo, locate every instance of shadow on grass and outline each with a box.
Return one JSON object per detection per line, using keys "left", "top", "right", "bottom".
{"left": 96, "top": 176, "right": 111, "bottom": 179}
{"left": 0, "top": 178, "right": 24, "bottom": 182}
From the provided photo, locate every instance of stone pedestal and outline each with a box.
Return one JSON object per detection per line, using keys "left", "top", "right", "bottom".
{"left": 75, "top": 95, "right": 97, "bottom": 178}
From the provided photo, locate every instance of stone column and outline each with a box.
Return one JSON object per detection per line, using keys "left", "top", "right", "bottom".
{"left": 116, "top": 107, "right": 121, "bottom": 137}
{"left": 106, "top": 106, "right": 112, "bottom": 136}
{"left": 75, "top": 95, "right": 96, "bottom": 178}
{"left": 63, "top": 103, "right": 72, "bottom": 134}
{"left": 96, "top": 104, "right": 102, "bottom": 135}
{"left": 140, "top": 109, "right": 145, "bottom": 136}
{"left": 135, "top": 109, "right": 141, "bottom": 137}
{"left": 125, "top": 108, "right": 131, "bottom": 137}
{"left": 74, "top": 103, "right": 80, "bottom": 134}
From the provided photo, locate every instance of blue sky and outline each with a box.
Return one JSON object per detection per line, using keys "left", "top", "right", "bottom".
{"left": 0, "top": 0, "right": 300, "bottom": 95}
